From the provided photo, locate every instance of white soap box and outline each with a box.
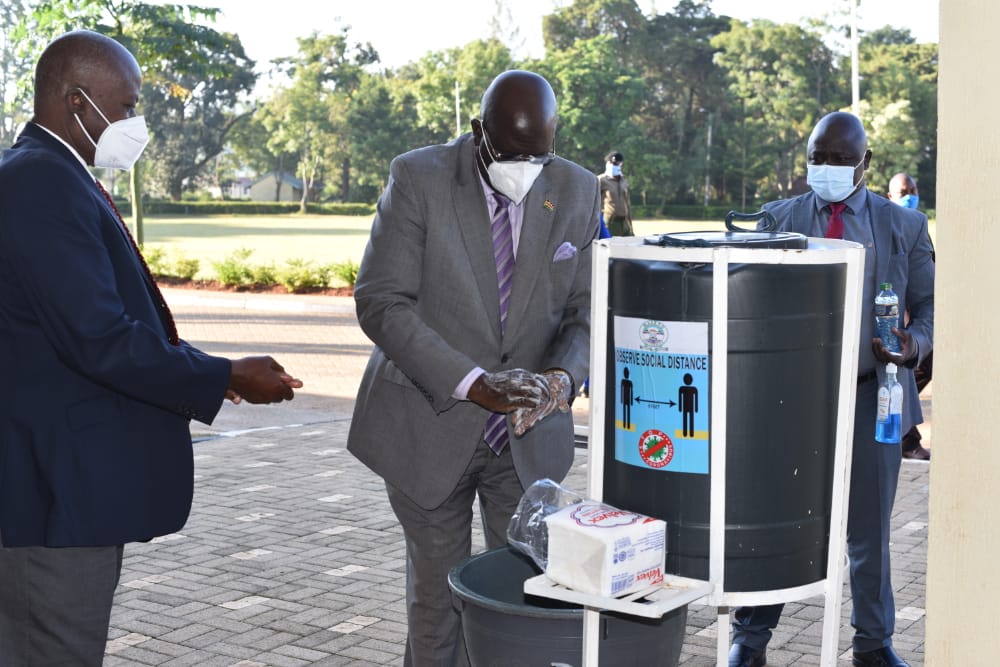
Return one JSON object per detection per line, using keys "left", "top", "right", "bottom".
{"left": 544, "top": 501, "right": 666, "bottom": 598}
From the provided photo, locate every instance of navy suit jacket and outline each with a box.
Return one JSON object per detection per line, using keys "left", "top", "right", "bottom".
{"left": 761, "top": 190, "right": 935, "bottom": 433}
{"left": 0, "top": 123, "right": 230, "bottom": 547}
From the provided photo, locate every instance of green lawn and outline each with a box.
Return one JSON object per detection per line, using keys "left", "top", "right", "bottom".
{"left": 143, "top": 214, "right": 377, "bottom": 280}
{"left": 142, "top": 213, "right": 936, "bottom": 281}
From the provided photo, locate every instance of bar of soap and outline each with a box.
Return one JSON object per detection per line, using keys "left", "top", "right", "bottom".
{"left": 544, "top": 502, "right": 665, "bottom": 598}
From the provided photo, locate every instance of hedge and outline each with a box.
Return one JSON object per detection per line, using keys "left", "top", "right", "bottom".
{"left": 111, "top": 200, "right": 376, "bottom": 216}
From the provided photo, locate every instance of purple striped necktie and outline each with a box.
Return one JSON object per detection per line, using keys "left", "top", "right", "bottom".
{"left": 484, "top": 193, "right": 514, "bottom": 455}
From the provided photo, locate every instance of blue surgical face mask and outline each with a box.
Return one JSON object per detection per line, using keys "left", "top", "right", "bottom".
{"left": 806, "top": 156, "right": 865, "bottom": 203}
{"left": 897, "top": 193, "right": 919, "bottom": 209}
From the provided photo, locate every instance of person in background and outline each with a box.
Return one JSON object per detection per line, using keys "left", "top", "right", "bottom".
{"left": 728, "top": 113, "right": 934, "bottom": 667}
{"left": 0, "top": 30, "right": 302, "bottom": 666}
{"left": 600, "top": 150, "right": 634, "bottom": 236}
{"left": 888, "top": 172, "right": 920, "bottom": 209}
{"left": 888, "top": 172, "right": 933, "bottom": 460}
{"left": 348, "top": 70, "right": 599, "bottom": 665}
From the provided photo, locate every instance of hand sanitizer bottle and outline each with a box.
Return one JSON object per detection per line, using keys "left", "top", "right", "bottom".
{"left": 875, "top": 363, "right": 903, "bottom": 444}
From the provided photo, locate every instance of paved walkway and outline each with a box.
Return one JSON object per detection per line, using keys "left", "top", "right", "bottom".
{"left": 103, "top": 289, "right": 929, "bottom": 666}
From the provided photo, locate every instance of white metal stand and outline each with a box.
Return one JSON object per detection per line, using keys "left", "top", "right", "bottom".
{"left": 529, "top": 236, "right": 865, "bottom": 666}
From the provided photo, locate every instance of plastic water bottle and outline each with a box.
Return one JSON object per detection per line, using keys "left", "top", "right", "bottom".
{"left": 874, "top": 282, "right": 901, "bottom": 354}
{"left": 875, "top": 363, "right": 903, "bottom": 444}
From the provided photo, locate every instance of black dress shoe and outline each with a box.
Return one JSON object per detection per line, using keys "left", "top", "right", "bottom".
{"left": 729, "top": 643, "right": 766, "bottom": 667}
{"left": 901, "top": 444, "right": 931, "bottom": 460}
{"left": 852, "top": 646, "right": 910, "bottom": 666}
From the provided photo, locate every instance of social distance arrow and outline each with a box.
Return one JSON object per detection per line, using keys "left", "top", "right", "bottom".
{"left": 635, "top": 396, "right": 676, "bottom": 407}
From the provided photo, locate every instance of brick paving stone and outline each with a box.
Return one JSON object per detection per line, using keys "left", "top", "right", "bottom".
{"left": 102, "top": 290, "right": 927, "bottom": 665}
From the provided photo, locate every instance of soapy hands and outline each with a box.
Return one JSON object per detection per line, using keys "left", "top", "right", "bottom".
{"left": 511, "top": 369, "right": 573, "bottom": 436}
{"left": 468, "top": 368, "right": 573, "bottom": 436}
{"left": 467, "top": 368, "right": 550, "bottom": 414}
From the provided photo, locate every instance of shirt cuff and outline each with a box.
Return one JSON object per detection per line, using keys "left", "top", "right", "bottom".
{"left": 453, "top": 367, "right": 486, "bottom": 400}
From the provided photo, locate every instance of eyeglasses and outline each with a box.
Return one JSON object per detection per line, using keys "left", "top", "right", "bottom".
{"left": 480, "top": 124, "right": 555, "bottom": 166}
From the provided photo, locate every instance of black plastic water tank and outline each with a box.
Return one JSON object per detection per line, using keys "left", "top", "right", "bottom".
{"left": 601, "top": 230, "right": 847, "bottom": 592}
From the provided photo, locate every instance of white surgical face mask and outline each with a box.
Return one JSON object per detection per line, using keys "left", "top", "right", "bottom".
{"left": 606, "top": 162, "right": 622, "bottom": 177}
{"left": 486, "top": 161, "right": 544, "bottom": 205}
{"left": 806, "top": 157, "right": 864, "bottom": 203}
{"left": 73, "top": 88, "right": 149, "bottom": 170}
{"left": 479, "top": 126, "right": 547, "bottom": 204}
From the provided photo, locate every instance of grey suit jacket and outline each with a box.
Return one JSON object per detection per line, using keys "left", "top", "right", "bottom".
{"left": 761, "top": 191, "right": 934, "bottom": 433}
{"left": 348, "top": 134, "right": 600, "bottom": 509}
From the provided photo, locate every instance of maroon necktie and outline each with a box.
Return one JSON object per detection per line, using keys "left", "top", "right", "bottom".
{"left": 825, "top": 202, "right": 847, "bottom": 239}
{"left": 95, "top": 180, "right": 180, "bottom": 346}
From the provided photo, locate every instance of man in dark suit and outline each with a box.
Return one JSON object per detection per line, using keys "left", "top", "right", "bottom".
{"left": 728, "top": 113, "right": 934, "bottom": 667}
{"left": 0, "top": 30, "right": 302, "bottom": 665}
{"left": 348, "top": 70, "right": 599, "bottom": 665}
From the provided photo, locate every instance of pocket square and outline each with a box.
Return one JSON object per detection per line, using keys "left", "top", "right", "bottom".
{"left": 553, "top": 241, "right": 578, "bottom": 262}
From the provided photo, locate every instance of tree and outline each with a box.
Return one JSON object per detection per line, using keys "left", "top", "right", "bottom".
{"left": 861, "top": 98, "right": 921, "bottom": 194}
{"left": 399, "top": 38, "right": 515, "bottom": 145}
{"left": 260, "top": 29, "right": 378, "bottom": 211}
{"left": 22, "top": 0, "right": 257, "bottom": 243}
{"left": 856, "top": 28, "right": 938, "bottom": 204}
{"left": 543, "top": 0, "right": 648, "bottom": 52}
{"left": 226, "top": 112, "right": 298, "bottom": 196}
{"left": 123, "top": 5, "right": 257, "bottom": 201}
{"left": 712, "top": 19, "right": 845, "bottom": 206}
{"left": 536, "top": 35, "right": 646, "bottom": 172}
{"left": 639, "top": 0, "right": 732, "bottom": 204}
{"left": 345, "top": 72, "right": 421, "bottom": 201}
{"left": 0, "top": 0, "right": 34, "bottom": 150}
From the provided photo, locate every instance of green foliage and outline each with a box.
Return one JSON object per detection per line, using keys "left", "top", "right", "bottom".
{"left": 143, "top": 245, "right": 168, "bottom": 276}
{"left": 277, "top": 258, "right": 326, "bottom": 292}
{"left": 209, "top": 252, "right": 355, "bottom": 292}
{"left": 329, "top": 260, "right": 359, "bottom": 287}
{"left": 212, "top": 248, "right": 256, "bottom": 286}
{"left": 712, "top": 19, "right": 843, "bottom": 204}
{"left": 250, "top": 263, "right": 277, "bottom": 286}
{"left": 116, "top": 200, "right": 374, "bottom": 216}
{"left": 539, "top": 35, "right": 647, "bottom": 171}
{"left": 143, "top": 245, "right": 200, "bottom": 279}
{"left": 10, "top": 0, "right": 938, "bottom": 210}
{"left": 170, "top": 252, "right": 200, "bottom": 281}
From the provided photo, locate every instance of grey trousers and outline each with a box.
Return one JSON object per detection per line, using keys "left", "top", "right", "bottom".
{"left": 387, "top": 440, "right": 524, "bottom": 667}
{"left": 732, "top": 379, "right": 902, "bottom": 652}
{"left": 0, "top": 530, "right": 123, "bottom": 666}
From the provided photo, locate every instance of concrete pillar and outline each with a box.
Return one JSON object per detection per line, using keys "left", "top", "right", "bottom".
{"left": 925, "top": 1, "right": 1000, "bottom": 663}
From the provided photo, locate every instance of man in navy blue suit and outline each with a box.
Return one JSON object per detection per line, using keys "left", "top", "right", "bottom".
{"left": 727, "top": 113, "right": 933, "bottom": 667}
{"left": 0, "top": 30, "right": 303, "bottom": 665}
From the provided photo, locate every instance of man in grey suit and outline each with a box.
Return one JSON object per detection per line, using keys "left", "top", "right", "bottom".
{"left": 348, "top": 70, "right": 599, "bottom": 665}
{"left": 728, "top": 112, "right": 933, "bottom": 667}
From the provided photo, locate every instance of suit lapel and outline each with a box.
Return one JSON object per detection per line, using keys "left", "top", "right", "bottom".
{"left": 868, "top": 193, "right": 893, "bottom": 287}
{"left": 452, "top": 136, "right": 504, "bottom": 342}
{"left": 504, "top": 174, "right": 553, "bottom": 340}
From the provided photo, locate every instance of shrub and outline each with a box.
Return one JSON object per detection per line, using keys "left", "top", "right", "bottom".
{"left": 212, "top": 248, "right": 256, "bottom": 286}
{"left": 143, "top": 245, "right": 168, "bottom": 276}
{"left": 277, "top": 258, "right": 326, "bottom": 292}
{"left": 171, "top": 252, "right": 200, "bottom": 281}
{"left": 328, "top": 259, "right": 359, "bottom": 287}
{"left": 250, "top": 263, "right": 277, "bottom": 286}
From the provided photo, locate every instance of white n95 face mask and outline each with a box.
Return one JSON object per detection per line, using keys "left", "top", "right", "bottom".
{"left": 487, "top": 161, "right": 544, "bottom": 205}
{"left": 806, "top": 157, "right": 864, "bottom": 203}
{"left": 73, "top": 88, "right": 150, "bottom": 171}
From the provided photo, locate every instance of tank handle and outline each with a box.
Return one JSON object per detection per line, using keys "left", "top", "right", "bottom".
{"left": 725, "top": 210, "right": 777, "bottom": 232}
